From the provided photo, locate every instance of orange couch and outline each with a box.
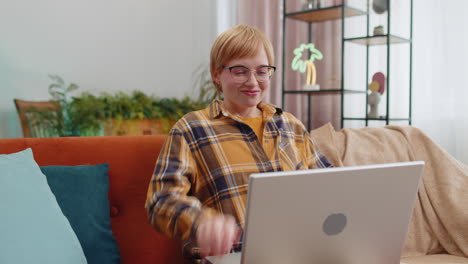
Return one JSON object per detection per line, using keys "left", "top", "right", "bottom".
{"left": 2, "top": 126, "right": 466, "bottom": 264}
{"left": 0, "top": 135, "right": 187, "bottom": 264}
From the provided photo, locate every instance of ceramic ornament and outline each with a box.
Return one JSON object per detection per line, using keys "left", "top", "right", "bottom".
{"left": 368, "top": 80, "right": 380, "bottom": 93}
{"left": 367, "top": 72, "right": 386, "bottom": 118}
{"left": 372, "top": 72, "right": 385, "bottom": 94}
{"left": 372, "top": 0, "right": 388, "bottom": 14}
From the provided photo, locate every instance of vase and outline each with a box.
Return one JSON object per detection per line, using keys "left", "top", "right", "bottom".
{"left": 372, "top": 0, "right": 388, "bottom": 14}
{"left": 367, "top": 92, "right": 381, "bottom": 118}
{"left": 303, "top": 0, "right": 321, "bottom": 10}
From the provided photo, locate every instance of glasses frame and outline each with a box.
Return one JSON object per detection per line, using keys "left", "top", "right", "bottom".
{"left": 223, "top": 65, "right": 276, "bottom": 83}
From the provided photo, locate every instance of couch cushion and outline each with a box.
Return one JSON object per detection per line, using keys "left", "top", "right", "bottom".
{"left": 0, "top": 148, "right": 86, "bottom": 264}
{"left": 41, "top": 164, "right": 121, "bottom": 264}
{"left": 0, "top": 136, "right": 187, "bottom": 264}
{"left": 309, "top": 122, "right": 343, "bottom": 167}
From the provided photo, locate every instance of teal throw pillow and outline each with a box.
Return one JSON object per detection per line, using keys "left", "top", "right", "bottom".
{"left": 40, "top": 164, "right": 121, "bottom": 264}
{"left": 0, "top": 148, "right": 87, "bottom": 264}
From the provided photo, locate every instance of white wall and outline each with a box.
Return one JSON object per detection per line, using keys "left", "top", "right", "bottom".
{"left": 216, "top": 0, "right": 237, "bottom": 35}
{"left": 0, "top": 0, "right": 219, "bottom": 138}
{"left": 412, "top": 0, "right": 468, "bottom": 164}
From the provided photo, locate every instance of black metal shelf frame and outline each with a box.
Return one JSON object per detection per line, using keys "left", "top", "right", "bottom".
{"left": 344, "top": 34, "right": 411, "bottom": 45}
{"left": 343, "top": 117, "right": 411, "bottom": 121}
{"left": 281, "top": 1, "right": 413, "bottom": 130}
{"left": 285, "top": 5, "right": 366, "bottom": 22}
{"left": 283, "top": 89, "right": 365, "bottom": 94}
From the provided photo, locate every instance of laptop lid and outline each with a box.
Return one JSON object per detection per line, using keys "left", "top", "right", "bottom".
{"left": 240, "top": 161, "right": 424, "bottom": 264}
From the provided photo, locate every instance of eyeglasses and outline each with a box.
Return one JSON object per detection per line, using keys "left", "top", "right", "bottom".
{"left": 223, "top": 65, "right": 276, "bottom": 83}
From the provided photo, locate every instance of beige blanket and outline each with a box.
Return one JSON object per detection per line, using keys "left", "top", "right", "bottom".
{"left": 310, "top": 123, "right": 468, "bottom": 258}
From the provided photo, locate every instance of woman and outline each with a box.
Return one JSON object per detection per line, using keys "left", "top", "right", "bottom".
{"left": 146, "top": 24, "right": 332, "bottom": 261}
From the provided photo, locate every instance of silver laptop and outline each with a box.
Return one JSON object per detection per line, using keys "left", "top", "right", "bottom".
{"left": 206, "top": 161, "right": 424, "bottom": 264}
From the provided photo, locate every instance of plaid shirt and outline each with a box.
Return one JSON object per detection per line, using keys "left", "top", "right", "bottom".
{"left": 146, "top": 100, "right": 332, "bottom": 256}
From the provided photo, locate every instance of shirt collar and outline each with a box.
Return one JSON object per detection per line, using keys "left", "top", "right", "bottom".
{"left": 208, "top": 99, "right": 283, "bottom": 120}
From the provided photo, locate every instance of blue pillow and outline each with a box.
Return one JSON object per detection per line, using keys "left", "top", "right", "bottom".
{"left": 0, "top": 148, "right": 87, "bottom": 264}
{"left": 40, "top": 164, "right": 121, "bottom": 264}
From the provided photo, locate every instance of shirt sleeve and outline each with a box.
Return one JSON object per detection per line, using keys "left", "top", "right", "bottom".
{"left": 305, "top": 131, "right": 334, "bottom": 169}
{"left": 145, "top": 127, "right": 217, "bottom": 241}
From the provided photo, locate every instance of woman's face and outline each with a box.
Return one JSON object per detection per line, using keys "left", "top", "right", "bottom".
{"left": 215, "top": 48, "right": 271, "bottom": 117}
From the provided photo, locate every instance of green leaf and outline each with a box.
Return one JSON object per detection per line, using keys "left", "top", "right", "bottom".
{"left": 49, "top": 74, "right": 65, "bottom": 86}
{"left": 66, "top": 83, "right": 79, "bottom": 92}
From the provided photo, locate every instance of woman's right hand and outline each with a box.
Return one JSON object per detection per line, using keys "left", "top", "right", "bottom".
{"left": 196, "top": 214, "right": 240, "bottom": 257}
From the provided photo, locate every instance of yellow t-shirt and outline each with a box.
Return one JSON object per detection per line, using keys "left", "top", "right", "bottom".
{"left": 238, "top": 115, "right": 264, "bottom": 143}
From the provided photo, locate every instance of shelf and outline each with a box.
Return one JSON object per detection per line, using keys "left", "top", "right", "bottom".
{"left": 281, "top": 1, "right": 413, "bottom": 130}
{"left": 284, "top": 89, "right": 366, "bottom": 95}
{"left": 286, "top": 5, "right": 366, "bottom": 23}
{"left": 344, "top": 35, "right": 411, "bottom": 46}
{"left": 343, "top": 117, "right": 411, "bottom": 121}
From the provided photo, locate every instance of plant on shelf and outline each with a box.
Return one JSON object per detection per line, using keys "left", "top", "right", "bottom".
{"left": 29, "top": 75, "right": 80, "bottom": 137}
{"left": 68, "top": 92, "right": 107, "bottom": 136}
{"left": 96, "top": 91, "right": 206, "bottom": 136}
{"left": 30, "top": 74, "right": 215, "bottom": 137}
{"left": 373, "top": 25, "right": 385, "bottom": 36}
{"left": 71, "top": 90, "right": 209, "bottom": 136}
{"left": 192, "top": 63, "right": 221, "bottom": 106}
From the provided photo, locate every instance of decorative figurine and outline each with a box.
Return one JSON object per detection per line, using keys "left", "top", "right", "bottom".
{"left": 303, "top": 0, "right": 321, "bottom": 10}
{"left": 372, "top": 0, "right": 388, "bottom": 14}
{"left": 291, "top": 43, "right": 323, "bottom": 90}
{"left": 367, "top": 72, "right": 385, "bottom": 118}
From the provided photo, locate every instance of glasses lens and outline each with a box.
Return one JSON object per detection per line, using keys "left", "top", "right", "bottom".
{"left": 230, "top": 67, "right": 249, "bottom": 83}
{"left": 227, "top": 66, "right": 275, "bottom": 83}
{"left": 256, "top": 67, "right": 274, "bottom": 82}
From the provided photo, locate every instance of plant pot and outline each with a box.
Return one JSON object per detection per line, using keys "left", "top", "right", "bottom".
{"left": 303, "top": 0, "right": 321, "bottom": 10}
{"left": 373, "top": 26, "right": 385, "bottom": 36}
{"left": 104, "top": 119, "right": 176, "bottom": 136}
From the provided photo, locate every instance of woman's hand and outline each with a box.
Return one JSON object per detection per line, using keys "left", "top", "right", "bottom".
{"left": 196, "top": 214, "right": 240, "bottom": 257}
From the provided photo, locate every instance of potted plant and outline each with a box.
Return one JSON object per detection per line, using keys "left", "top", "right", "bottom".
{"left": 31, "top": 74, "right": 216, "bottom": 137}
{"left": 27, "top": 75, "right": 80, "bottom": 137}
{"left": 71, "top": 90, "right": 209, "bottom": 136}
{"left": 100, "top": 91, "right": 176, "bottom": 136}
{"left": 191, "top": 63, "right": 221, "bottom": 106}
{"left": 373, "top": 25, "right": 385, "bottom": 36}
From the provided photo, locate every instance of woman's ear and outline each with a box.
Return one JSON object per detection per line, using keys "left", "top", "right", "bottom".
{"left": 212, "top": 71, "right": 220, "bottom": 84}
{"left": 215, "top": 81, "right": 222, "bottom": 93}
{"left": 212, "top": 71, "right": 222, "bottom": 93}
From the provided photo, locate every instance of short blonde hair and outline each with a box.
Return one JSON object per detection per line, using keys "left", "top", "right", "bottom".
{"left": 210, "top": 24, "right": 275, "bottom": 91}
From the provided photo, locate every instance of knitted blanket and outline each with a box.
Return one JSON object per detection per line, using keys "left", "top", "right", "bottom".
{"left": 310, "top": 123, "right": 468, "bottom": 261}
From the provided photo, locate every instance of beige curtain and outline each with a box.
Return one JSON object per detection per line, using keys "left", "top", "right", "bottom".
{"left": 237, "top": 0, "right": 283, "bottom": 107}
{"left": 238, "top": 0, "right": 342, "bottom": 130}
